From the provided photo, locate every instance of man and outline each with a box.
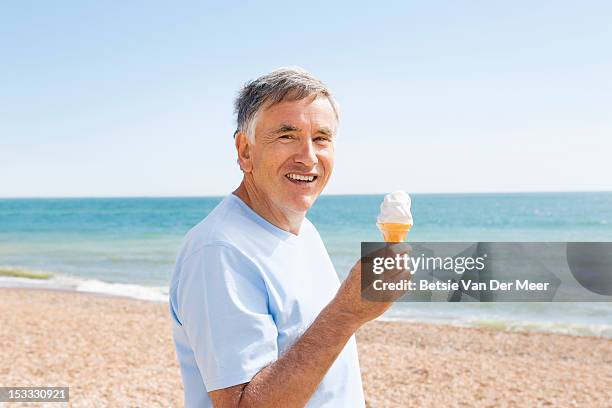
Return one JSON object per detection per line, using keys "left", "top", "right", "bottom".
{"left": 169, "top": 67, "right": 407, "bottom": 407}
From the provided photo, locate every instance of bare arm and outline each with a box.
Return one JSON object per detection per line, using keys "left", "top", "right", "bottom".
{"left": 210, "top": 247, "right": 411, "bottom": 408}
{"left": 210, "top": 300, "right": 358, "bottom": 407}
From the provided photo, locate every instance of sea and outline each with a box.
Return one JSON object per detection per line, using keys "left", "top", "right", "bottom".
{"left": 1, "top": 192, "right": 611, "bottom": 337}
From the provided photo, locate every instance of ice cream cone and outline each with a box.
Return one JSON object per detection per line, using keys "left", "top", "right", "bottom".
{"left": 377, "top": 222, "right": 412, "bottom": 243}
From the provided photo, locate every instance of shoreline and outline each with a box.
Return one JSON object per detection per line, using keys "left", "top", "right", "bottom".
{"left": 4, "top": 285, "right": 609, "bottom": 341}
{"left": 2, "top": 288, "right": 612, "bottom": 407}
{"left": 0, "top": 283, "right": 162, "bottom": 303}
{"left": 2, "top": 279, "right": 612, "bottom": 339}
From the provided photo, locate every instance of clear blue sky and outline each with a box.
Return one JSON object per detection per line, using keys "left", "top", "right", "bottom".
{"left": 1, "top": 1, "right": 611, "bottom": 197}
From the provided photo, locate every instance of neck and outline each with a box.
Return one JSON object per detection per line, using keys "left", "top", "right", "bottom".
{"left": 233, "top": 179, "right": 305, "bottom": 235}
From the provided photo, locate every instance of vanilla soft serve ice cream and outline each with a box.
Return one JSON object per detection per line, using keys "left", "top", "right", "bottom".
{"left": 377, "top": 191, "right": 413, "bottom": 242}
{"left": 377, "top": 190, "right": 413, "bottom": 225}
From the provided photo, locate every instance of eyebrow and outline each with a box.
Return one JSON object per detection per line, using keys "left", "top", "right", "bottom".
{"left": 269, "top": 124, "right": 334, "bottom": 137}
{"left": 317, "top": 127, "right": 334, "bottom": 137}
{"left": 270, "top": 124, "right": 301, "bottom": 135}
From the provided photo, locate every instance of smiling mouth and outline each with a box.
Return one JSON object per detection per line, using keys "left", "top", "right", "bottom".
{"left": 285, "top": 173, "right": 318, "bottom": 184}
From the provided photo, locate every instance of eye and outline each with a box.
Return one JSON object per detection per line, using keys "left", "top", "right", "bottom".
{"left": 314, "top": 136, "right": 331, "bottom": 144}
{"left": 279, "top": 134, "right": 294, "bottom": 140}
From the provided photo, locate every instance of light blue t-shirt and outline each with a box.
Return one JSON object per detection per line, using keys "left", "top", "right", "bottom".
{"left": 169, "top": 193, "right": 365, "bottom": 407}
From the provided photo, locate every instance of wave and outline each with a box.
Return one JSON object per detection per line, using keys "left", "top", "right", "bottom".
{"left": 75, "top": 279, "right": 168, "bottom": 302}
{"left": 379, "top": 315, "right": 612, "bottom": 338}
{"left": 466, "top": 318, "right": 612, "bottom": 338}
{"left": 0, "top": 269, "right": 168, "bottom": 303}
{"left": 1, "top": 270, "right": 610, "bottom": 338}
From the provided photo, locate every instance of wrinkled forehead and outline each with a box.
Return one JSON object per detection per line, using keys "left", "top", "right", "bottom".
{"left": 257, "top": 94, "right": 339, "bottom": 134}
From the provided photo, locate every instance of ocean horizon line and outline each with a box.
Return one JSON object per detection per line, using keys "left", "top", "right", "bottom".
{"left": 1, "top": 190, "right": 612, "bottom": 200}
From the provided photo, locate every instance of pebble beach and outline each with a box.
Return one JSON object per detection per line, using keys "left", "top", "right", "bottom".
{"left": 2, "top": 288, "right": 611, "bottom": 407}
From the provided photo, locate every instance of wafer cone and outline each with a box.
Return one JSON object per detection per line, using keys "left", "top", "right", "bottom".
{"left": 377, "top": 223, "right": 412, "bottom": 243}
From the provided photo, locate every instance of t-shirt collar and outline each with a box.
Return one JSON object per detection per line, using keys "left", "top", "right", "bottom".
{"left": 229, "top": 193, "right": 302, "bottom": 243}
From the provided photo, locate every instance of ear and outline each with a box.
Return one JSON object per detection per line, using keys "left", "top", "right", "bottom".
{"left": 235, "top": 131, "right": 253, "bottom": 172}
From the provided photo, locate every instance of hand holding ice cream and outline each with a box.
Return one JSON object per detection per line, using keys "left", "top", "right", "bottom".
{"left": 377, "top": 190, "right": 413, "bottom": 242}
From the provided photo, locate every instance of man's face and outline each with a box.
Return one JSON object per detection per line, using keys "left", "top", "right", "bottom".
{"left": 244, "top": 95, "right": 337, "bottom": 214}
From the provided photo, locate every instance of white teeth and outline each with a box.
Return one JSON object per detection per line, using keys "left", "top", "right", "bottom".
{"left": 287, "top": 173, "right": 315, "bottom": 182}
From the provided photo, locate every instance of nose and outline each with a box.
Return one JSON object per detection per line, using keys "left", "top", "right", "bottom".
{"left": 294, "top": 137, "right": 318, "bottom": 167}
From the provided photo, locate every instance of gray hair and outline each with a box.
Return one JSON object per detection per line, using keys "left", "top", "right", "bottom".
{"left": 234, "top": 67, "right": 340, "bottom": 142}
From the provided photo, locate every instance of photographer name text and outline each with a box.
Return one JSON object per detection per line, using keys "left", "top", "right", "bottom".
{"left": 373, "top": 279, "right": 551, "bottom": 292}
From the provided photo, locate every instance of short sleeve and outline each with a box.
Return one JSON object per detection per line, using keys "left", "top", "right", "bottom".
{"left": 176, "top": 244, "right": 278, "bottom": 391}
